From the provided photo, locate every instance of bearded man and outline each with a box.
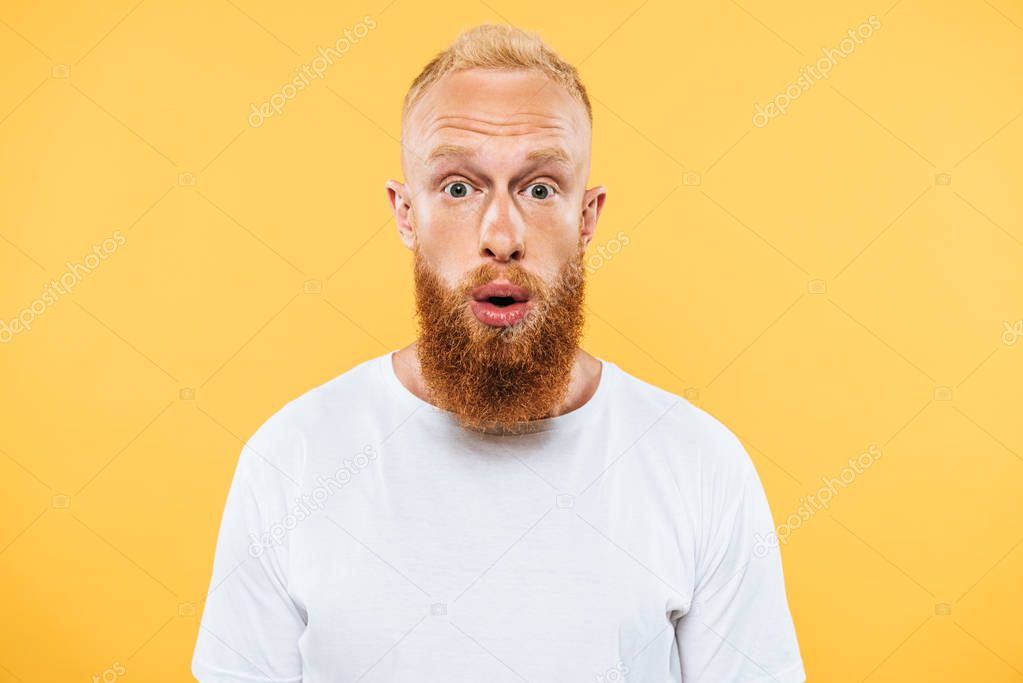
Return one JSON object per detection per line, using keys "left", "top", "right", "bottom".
{"left": 193, "top": 23, "right": 805, "bottom": 683}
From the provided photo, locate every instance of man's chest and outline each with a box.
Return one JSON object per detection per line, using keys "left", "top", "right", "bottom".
{"left": 286, "top": 452, "right": 695, "bottom": 682}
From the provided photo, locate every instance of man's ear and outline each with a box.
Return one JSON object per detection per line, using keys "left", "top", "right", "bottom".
{"left": 580, "top": 185, "right": 607, "bottom": 249}
{"left": 385, "top": 179, "right": 415, "bottom": 250}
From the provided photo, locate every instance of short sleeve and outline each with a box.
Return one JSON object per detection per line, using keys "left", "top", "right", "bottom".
{"left": 675, "top": 429, "right": 805, "bottom": 683}
{"left": 192, "top": 409, "right": 307, "bottom": 683}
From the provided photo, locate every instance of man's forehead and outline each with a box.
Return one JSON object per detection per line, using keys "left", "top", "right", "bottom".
{"left": 403, "top": 68, "right": 590, "bottom": 172}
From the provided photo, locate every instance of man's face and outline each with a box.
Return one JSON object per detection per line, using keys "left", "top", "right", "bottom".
{"left": 395, "top": 67, "right": 602, "bottom": 293}
{"left": 386, "top": 67, "right": 606, "bottom": 431}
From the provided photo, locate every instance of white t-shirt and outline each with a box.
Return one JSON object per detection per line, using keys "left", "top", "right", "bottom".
{"left": 192, "top": 351, "right": 805, "bottom": 683}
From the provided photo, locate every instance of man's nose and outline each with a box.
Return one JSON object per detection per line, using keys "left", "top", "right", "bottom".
{"left": 478, "top": 190, "right": 524, "bottom": 262}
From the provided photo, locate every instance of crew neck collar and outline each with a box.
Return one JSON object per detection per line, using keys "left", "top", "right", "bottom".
{"left": 376, "top": 349, "right": 615, "bottom": 435}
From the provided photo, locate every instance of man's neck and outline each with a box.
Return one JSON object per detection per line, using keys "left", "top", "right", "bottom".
{"left": 391, "top": 341, "right": 603, "bottom": 419}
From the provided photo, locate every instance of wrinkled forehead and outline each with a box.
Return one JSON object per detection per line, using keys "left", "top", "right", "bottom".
{"left": 401, "top": 68, "right": 591, "bottom": 182}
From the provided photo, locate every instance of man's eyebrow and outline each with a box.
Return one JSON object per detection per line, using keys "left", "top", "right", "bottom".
{"left": 425, "top": 144, "right": 573, "bottom": 167}
{"left": 425, "top": 143, "right": 476, "bottom": 164}
{"left": 526, "top": 146, "right": 573, "bottom": 167}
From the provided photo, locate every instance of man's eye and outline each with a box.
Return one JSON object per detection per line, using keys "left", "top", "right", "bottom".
{"left": 442, "top": 181, "right": 473, "bottom": 198}
{"left": 526, "top": 183, "right": 556, "bottom": 200}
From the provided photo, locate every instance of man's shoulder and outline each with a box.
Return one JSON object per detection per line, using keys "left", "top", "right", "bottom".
{"left": 609, "top": 360, "right": 755, "bottom": 478}
{"left": 244, "top": 353, "right": 388, "bottom": 450}
{"left": 284, "top": 353, "right": 386, "bottom": 420}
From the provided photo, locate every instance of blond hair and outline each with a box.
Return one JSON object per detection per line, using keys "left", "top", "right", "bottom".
{"left": 401, "top": 24, "right": 592, "bottom": 138}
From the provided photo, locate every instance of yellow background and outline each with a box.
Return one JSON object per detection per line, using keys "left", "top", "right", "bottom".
{"left": 1, "top": 0, "right": 1021, "bottom": 681}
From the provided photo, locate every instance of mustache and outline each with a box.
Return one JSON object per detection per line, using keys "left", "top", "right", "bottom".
{"left": 455, "top": 261, "right": 550, "bottom": 301}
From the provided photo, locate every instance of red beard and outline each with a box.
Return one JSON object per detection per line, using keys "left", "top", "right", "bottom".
{"left": 412, "top": 237, "right": 587, "bottom": 434}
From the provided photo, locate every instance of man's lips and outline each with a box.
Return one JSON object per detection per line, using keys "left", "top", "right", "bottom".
{"left": 469, "top": 281, "right": 530, "bottom": 302}
{"left": 469, "top": 299, "right": 532, "bottom": 327}
{"left": 469, "top": 280, "right": 532, "bottom": 327}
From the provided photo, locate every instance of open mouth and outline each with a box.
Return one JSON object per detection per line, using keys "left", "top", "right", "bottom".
{"left": 486, "top": 296, "right": 518, "bottom": 308}
{"left": 469, "top": 281, "right": 533, "bottom": 327}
